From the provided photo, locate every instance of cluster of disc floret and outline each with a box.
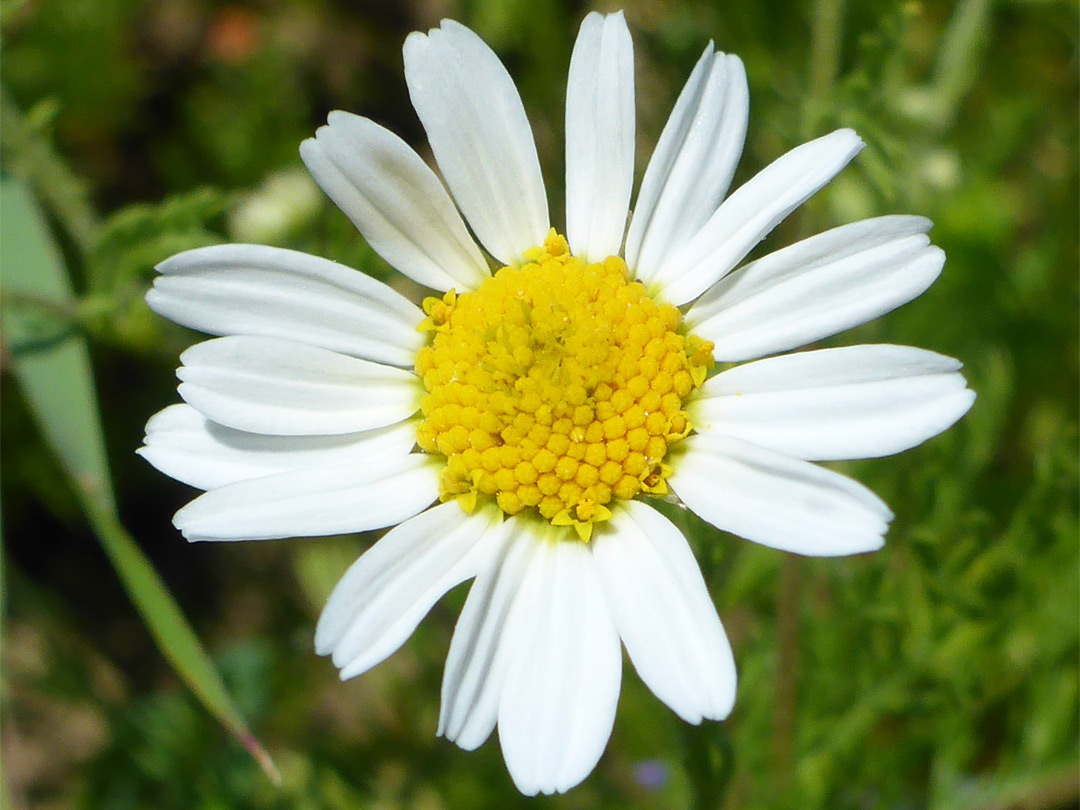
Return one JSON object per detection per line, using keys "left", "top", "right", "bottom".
{"left": 415, "top": 231, "right": 713, "bottom": 541}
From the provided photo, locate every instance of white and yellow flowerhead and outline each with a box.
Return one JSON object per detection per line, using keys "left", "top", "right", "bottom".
{"left": 140, "top": 11, "right": 974, "bottom": 795}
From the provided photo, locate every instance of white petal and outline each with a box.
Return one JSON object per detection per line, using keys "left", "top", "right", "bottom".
{"left": 497, "top": 537, "right": 622, "bottom": 795}
{"left": 684, "top": 216, "right": 945, "bottom": 361}
{"left": 690, "top": 345, "right": 976, "bottom": 460}
{"left": 439, "top": 517, "right": 539, "bottom": 751}
{"left": 150, "top": 245, "right": 425, "bottom": 368}
{"left": 565, "top": 11, "right": 635, "bottom": 263}
{"left": 172, "top": 452, "right": 439, "bottom": 541}
{"left": 651, "top": 129, "right": 865, "bottom": 305}
{"left": 315, "top": 501, "right": 504, "bottom": 680}
{"left": 403, "top": 20, "right": 549, "bottom": 265}
{"left": 138, "top": 403, "right": 418, "bottom": 490}
{"left": 669, "top": 434, "right": 892, "bottom": 556}
{"left": 593, "top": 501, "right": 736, "bottom": 723}
{"left": 177, "top": 335, "right": 421, "bottom": 436}
{"left": 627, "top": 48, "right": 748, "bottom": 281}
{"left": 300, "top": 113, "right": 489, "bottom": 292}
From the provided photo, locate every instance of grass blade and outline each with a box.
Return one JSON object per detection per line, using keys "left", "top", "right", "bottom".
{"left": 0, "top": 177, "right": 280, "bottom": 783}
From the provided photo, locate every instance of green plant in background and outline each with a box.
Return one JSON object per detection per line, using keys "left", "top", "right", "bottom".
{"left": 1, "top": 106, "right": 280, "bottom": 783}
{"left": 1, "top": 0, "right": 1076, "bottom": 809}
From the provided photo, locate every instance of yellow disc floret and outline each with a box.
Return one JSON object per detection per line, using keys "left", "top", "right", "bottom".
{"left": 414, "top": 230, "right": 714, "bottom": 542}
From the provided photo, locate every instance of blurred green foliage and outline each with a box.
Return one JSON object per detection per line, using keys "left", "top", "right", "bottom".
{"left": 1, "top": 0, "right": 1076, "bottom": 809}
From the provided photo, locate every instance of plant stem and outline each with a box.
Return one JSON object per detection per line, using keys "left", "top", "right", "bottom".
{"left": 927, "top": 0, "right": 993, "bottom": 130}
{"left": 771, "top": 0, "right": 846, "bottom": 796}
{"left": 801, "top": 0, "right": 845, "bottom": 142}
{"left": 771, "top": 556, "right": 803, "bottom": 793}
{"left": 0, "top": 287, "right": 80, "bottom": 319}
{"left": 684, "top": 722, "right": 735, "bottom": 810}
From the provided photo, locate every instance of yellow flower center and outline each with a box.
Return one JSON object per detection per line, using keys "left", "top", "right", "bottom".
{"left": 414, "top": 231, "right": 714, "bottom": 541}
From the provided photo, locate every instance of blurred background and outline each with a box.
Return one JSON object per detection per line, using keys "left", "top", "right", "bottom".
{"left": 1, "top": 0, "right": 1077, "bottom": 808}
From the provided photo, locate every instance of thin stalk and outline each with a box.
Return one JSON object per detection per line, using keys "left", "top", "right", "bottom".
{"left": 0, "top": 287, "right": 81, "bottom": 320}
{"left": 771, "top": 0, "right": 846, "bottom": 796}
{"left": 801, "top": 0, "right": 845, "bottom": 142}
{"left": 771, "top": 556, "right": 803, "bottom": 793}
{"left": 684, "top": 722, "right": 735, "bottom": 810}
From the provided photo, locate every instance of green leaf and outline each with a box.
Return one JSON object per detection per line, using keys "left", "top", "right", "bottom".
{"left": 1, "top": 179, "right": 114, "bottom": 503}
{"left": 0, "top": 177, "right": 279, "bottom": 784}
{"left": 0, "top": 86, "right": 98, "bottom": 254}
{"left": 89, "top": 186, "right": 231, "bottom": 293}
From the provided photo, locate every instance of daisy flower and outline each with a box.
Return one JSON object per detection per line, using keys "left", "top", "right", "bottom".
{"left": 139, "top": 11, "right": 975, "bottom": 795}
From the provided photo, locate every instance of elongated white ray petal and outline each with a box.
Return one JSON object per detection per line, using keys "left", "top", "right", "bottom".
{"left": 652, "top": 129, "right": 865, "bottom": 305}
{"left": 176, "top": 335, "right": 421, "bottom": 436}
{"left": 173, "top": 453, "right": 439, "bottom": 542}
{"left": 690, "top": 345, "right": 975, "bottom": 460}
{"left": 565, "top": 11, "right": 635, "bottom": 263}
{"left": 627, "top": 48, "right": 748, "bottom": 281}
{"left": 685, "top": 216, "right": 945, "bottom": 361}
{"left": 439, "top": 519, "right": 540, "bottom": 751}
{"left": 403, "top": 20, "right": 549, "bottom": 265}
{"left": 150, "top": 244, "right": 424, "bottom": 367}
{"left": 498, "top": 537, "right": 622, "bottom": 796}
{"left": 300, "top": 113, "right": 489, "bottom": 292}
{"left": 315, "top": 502, "right": 504, "bottom": 680}
{"left": 593, "top": 501, "right": 736, "bottom": 723}
{"left": 670, "top": 434, "right": 892, "bottom": 556}
{"left": 138, "top": 403, "right": 418, "bottom": 490}
{"left": 625, "top": 43, "right": 714, "bottom": 275}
